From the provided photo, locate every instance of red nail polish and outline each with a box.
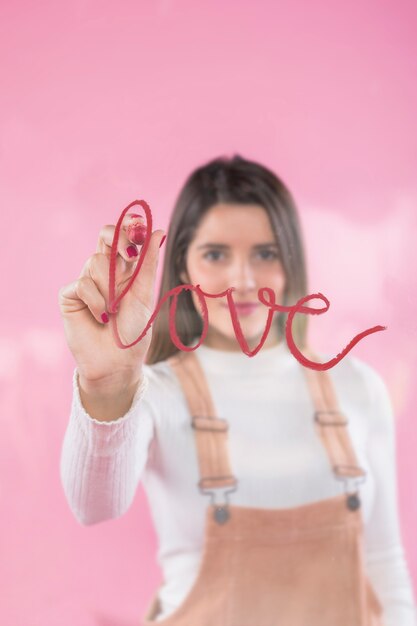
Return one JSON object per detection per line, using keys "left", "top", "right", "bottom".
{"left": 101, "top": 312, "right": 109, "bottom": 324}
{"left": 126, "top": 245, "right": 138, "bottom": 257}
{"left": 159, "top": 234, "right": 166, "bottom": 248}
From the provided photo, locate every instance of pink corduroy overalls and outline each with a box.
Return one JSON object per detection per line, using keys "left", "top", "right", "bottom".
{"left": 141, "top": 346, "right": 385, "bottom": 626}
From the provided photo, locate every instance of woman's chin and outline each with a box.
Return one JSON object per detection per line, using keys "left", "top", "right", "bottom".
{"left": 205, "top": 320, "right": 271, "bottom": 350}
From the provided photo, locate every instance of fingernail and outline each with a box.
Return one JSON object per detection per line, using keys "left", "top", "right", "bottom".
{"left": 159, "top": 234, "right": 166, "bottom": 248}
{"left": 126, "top": 245, "right": 138, "bottom": 257}
{"left": 101, "top": 312, "right": 109, "bottom": 324}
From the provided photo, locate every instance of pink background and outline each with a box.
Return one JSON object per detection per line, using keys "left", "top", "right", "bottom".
{"left": 1, "top": 1, "right": 416, "bottom": 624}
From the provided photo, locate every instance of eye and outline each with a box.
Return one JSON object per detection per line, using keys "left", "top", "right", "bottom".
{"left": 203, "top": 250, "right": 224, "bottom": 261}
{"left": 257, "top": 249, "right": 279, "bottom": 260}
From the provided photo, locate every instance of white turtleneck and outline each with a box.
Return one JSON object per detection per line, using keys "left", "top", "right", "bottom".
{"left": 59, "top": 340, "right": 416, "bottom": 625}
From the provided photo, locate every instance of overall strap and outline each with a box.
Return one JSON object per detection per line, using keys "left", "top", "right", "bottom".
{"left": 168, "top": 350, "right": 238, "bottom": 494}
{"left": 300, "top": 347, "right": 366, "bottom": 509}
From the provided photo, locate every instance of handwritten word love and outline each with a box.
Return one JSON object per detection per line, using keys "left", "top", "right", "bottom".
{"left": 107, "top": 200, "right": 386, "bottom": 371}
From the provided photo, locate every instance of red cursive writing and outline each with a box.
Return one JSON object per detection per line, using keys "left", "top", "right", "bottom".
{"left": 107, "top": 200, "right": 386, "bottom": 371}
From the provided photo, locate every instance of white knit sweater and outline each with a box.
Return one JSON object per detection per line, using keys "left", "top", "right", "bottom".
{"left": 60, "top": 340, "right": 417, "bottom": 624}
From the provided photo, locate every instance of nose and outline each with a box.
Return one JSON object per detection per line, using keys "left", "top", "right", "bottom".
{"left": 229, "top": 259, "right": 257, "bottom": 294}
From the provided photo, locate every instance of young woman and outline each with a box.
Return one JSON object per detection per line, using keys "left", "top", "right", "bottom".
{"left": 59, "top": 155, "right": 416, "bottom": 625}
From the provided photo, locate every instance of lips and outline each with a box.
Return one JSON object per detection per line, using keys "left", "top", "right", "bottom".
{"left": 221, "top": 302, "right": 260, "bottom": 315}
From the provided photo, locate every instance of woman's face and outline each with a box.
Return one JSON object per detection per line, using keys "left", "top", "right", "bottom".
{"left": 180, "top": 203, "right": 286, "bottom": 351}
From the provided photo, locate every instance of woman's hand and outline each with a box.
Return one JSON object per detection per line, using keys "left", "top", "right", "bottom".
{"left": 58, "top": 213, "right": 165, "bottom": 389}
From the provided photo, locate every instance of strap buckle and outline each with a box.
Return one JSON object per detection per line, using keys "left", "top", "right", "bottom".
{"left": 198, "top": 477, "right": 238, "bottom": 524}
{"left": 191, "top": 415, "right": 229, "bottom": 431}
{"left": 333, "top": 463, "right": 367, "bottom": 493}
{"left": 314, "top": 410, "right": 348, "bottom": 426}
{"left": 198, "top": 475, "right": 238, "bottom": 501}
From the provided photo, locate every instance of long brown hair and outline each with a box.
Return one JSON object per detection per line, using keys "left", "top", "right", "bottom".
{"left": 146, "top": 154, "right": 309, "bottom": 365}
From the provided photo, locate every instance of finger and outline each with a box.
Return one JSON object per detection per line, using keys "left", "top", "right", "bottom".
{"left": 78, "top": 252, "right": 127, "bottom": 309}
{"left": 127, "top": 229, "right": 166, "bottom": 310}
{"left": 58, "top": 276, "right": 109, "bottom": 325}
{"left": 97, "top": 214, "right": 145, "bottom": 262}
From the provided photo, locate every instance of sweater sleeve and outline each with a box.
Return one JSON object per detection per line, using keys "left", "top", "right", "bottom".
{"left": 59, "top": 366, "right": 154, "bottom": 526}
{"left": 362, "top": 365, "right": 417, "bottom": 626}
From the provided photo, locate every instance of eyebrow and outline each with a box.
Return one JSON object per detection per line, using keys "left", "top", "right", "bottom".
{"left": 196, "top": 242, "right": 278, "bottom": 250}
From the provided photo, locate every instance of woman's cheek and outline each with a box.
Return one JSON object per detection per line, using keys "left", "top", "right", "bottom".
{"left": 191, "top": 266, "right": 227, "bottom": 294}
{"left": 266, "top": 267, "right": 286, "bottom": 294}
